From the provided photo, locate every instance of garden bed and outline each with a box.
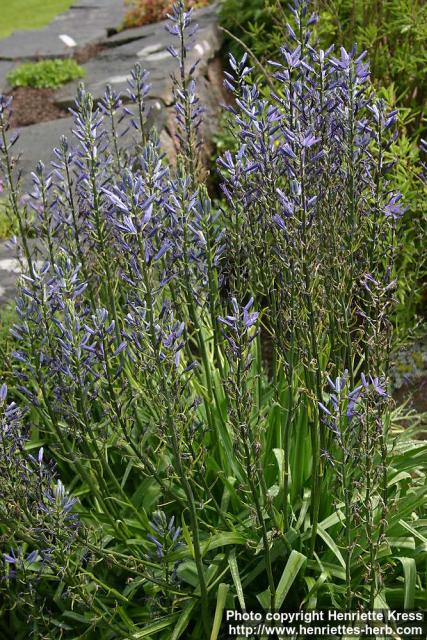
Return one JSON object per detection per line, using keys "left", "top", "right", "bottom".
{"left": 5, "top": 44, "right": 105, "bottom": 128}
{"left": 6, "top": 87, "right": 68, "bottom": 127}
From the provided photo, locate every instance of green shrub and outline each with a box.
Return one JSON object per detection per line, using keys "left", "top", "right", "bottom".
{"left": 0, "top": 208, "right": 16, "bottom": 240}
{"left": 0, "top": 195, "right": 20, "bottom": 239}
{"left": 7, "top": 58, "right": 85, "bottom": 89}
{"left": 0, "top": 303, "right": 16, "bottom": 386}
{"left": 220, "top": 0, "right": 427, "bottom": 129}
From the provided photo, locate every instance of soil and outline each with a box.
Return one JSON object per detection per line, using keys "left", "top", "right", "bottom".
{"left": 7, "top": 44, "right": 104, "bottom": 128}
{"left": 74, "top": 43, "right": 104, "bottom": 65}
{"left": 7, "top": 87, "right": 69, "bottom": 128}
{"left": 394, "top": 375, "right": 427, "bottom": 415}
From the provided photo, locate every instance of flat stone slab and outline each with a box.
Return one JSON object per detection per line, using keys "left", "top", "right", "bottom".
{"left": 0, "top": 0, "right": 127, "bottom": 60}
{"left": 0, "top": 61, "right": 14, "bottom": 94}
{"left": 56, "top": 10, "right": 222, "bottom": 108}
{"left": 0, "top": 242, "right": 21, "bottom": 304}
{"left": 0, "top": 239, "right": 43, "bottom": 305}
{"left": 11, "top": 100, "right": 166, "bottom": 182}
{"left": 13, "top": 117, "right": 75, "bottom": 180}
{"left": 102, "top": 24, "right": 158, "bottom": 48}
{"left": 102, "top": 1, "right": 219, "bottom": 48}
{"left": 0, "top": 241, "right": 36, "bottom": 305}
{"left": 55, "top": 54, "right": 176, "bottom": 108}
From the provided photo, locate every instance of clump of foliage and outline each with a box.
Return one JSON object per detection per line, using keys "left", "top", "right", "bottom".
{"left": 0, "top": 303, "right": 16, "bottom": 378}
{"left": 0, "top": 1, "right": 426, "bottom": 638}
{"left": 122, "top": 0, "right": 210, "bottom": 28}
{"left": 316, "top": 0, "right": 427, "bottom": 129}
{"left": 219, "top": 0, "right": 426, "bottom": 334}
{"left": 0, "top": 203, "right": 17, "bottom": 239}
{"left": 220, "top": 0, "right": 427, "bottom": 122}
{"left": 7, "top": 58, "right": 85, "bottom": 89}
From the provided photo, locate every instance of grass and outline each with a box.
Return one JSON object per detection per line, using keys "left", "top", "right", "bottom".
{"left": 0, "top": 0, "right": 74, "bottom": 39}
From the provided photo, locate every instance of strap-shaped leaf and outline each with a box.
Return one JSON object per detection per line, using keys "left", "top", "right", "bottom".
{"left": 131, "top": 614, "right": 180, "bottom": 639}
{"left": 210, "top": 583, "right": 230, "bottom": 640}
{"left": 397, "top": 557, "right": 417, "bottom": 609}
{"left": 228, "top": 549, "right": 246, "bottom": 611}
{"left": 317, "top": 525, "right": 346, "bottom": 569}
{"left": 171, "top": 601, "right": 197, "bottom": 640}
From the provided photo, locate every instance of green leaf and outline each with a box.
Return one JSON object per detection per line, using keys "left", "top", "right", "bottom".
{"left": 257, "top": 550, "right": 306, "bottom": 610}
{"left": 387, "top": 536, "right": 416, "bottom": 550}
{"left": 317, "top": 525, "right": 346, "bottom": 569}
{"left": 273, "top": 447, "right": 285, "bottom": 489}
{"left": 181, "top": 515, "right": 195, "bottom": 559}
{"left": 291, "top": 397, "right": 309, "bottom": 500}
{"left": 373, "top": 592, "right": 389, "bottom": 609}
{"left": 306, "top": 559, "right": 345, "bottom": 580}
{"left": 318, "top": 510, "right": 345, "bottom": 531}
{"left": 210, "top": 583, "right": 230, "bottom": 640}
{"left": 388, "top": 471, "right": 412, "bottom": 487}
{"left": 131, "top": 614, "right": 180, "bottom": 639}
{"left": 256, "top": 588, "right": 272, "bottom": 611}
{"left": 121, "top": 459, "right": 134, "bottom": 489}
{"left": 177, "top": 561, "right": 199, "bottom": 588}
{"left": 171, "top": 601, "right": 197, "bottom": 640}
{"left": 399, "top": 519, "right": 427, "bottom": 545}
{"left": 201, "top": 532, "right": 247, "bottom": 557}
{"left": 397, "top": 557, "right": 416, "bottom": 609}
{"left": 295, "top": 488, "right": 311, "bottom": 531}
{"left": 302, "top": 571, "right": 328, "bottom": 608}
{"left": 228, "top": 549, "right": 246, "bottom": 611}
{"left": 275, "top": 550, "right": 306, "bottom": 610}
{"left": 63, "top": 611, "right": 96, "bottom": 624}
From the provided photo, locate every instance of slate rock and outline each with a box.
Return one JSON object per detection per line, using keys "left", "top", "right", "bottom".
{"left": 102, "top": 24, "right": 158, "bottom": 49}
{"left": 11, "top": 101, "right": 166, "bottom": 184}
{"left": 0, "top": 241, "right": 23, "bottom": 305}
{"left": 55, "top": 52, "right": 176, "bottom": 108}
{"left": 55, "top": 15, "right": 222, "bottom": 108}
{"left": 0, "top": 61, "right": 14, "bottom": 94}
{"left": 0, "top": 239, "right": 43, "bottom": 304}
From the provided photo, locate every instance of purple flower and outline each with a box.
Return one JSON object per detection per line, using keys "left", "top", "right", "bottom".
{"left": 243, "top": 297, "right": 259, "bottom": 328}
{"left": 0, "top": 383, "right": 7, "bottom": 404}
{"left": 384, "top": 192, "right": 406, "bottom": 220}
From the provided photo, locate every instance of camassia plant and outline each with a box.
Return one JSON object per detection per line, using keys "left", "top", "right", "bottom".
{"left": 0, "top": 1, "right": 426, "bottom": 638}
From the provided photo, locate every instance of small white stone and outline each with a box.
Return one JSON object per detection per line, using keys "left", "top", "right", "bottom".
{"left": 155, "top": 101, "right": 162, "bottom": 110}
{"left": 59, "top": 34, "right": 77, "bottom": 48}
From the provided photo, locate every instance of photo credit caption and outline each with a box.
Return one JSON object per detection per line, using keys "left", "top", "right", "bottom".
{"left": 225, "top": 610, "right": 426, "bottom": 638}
